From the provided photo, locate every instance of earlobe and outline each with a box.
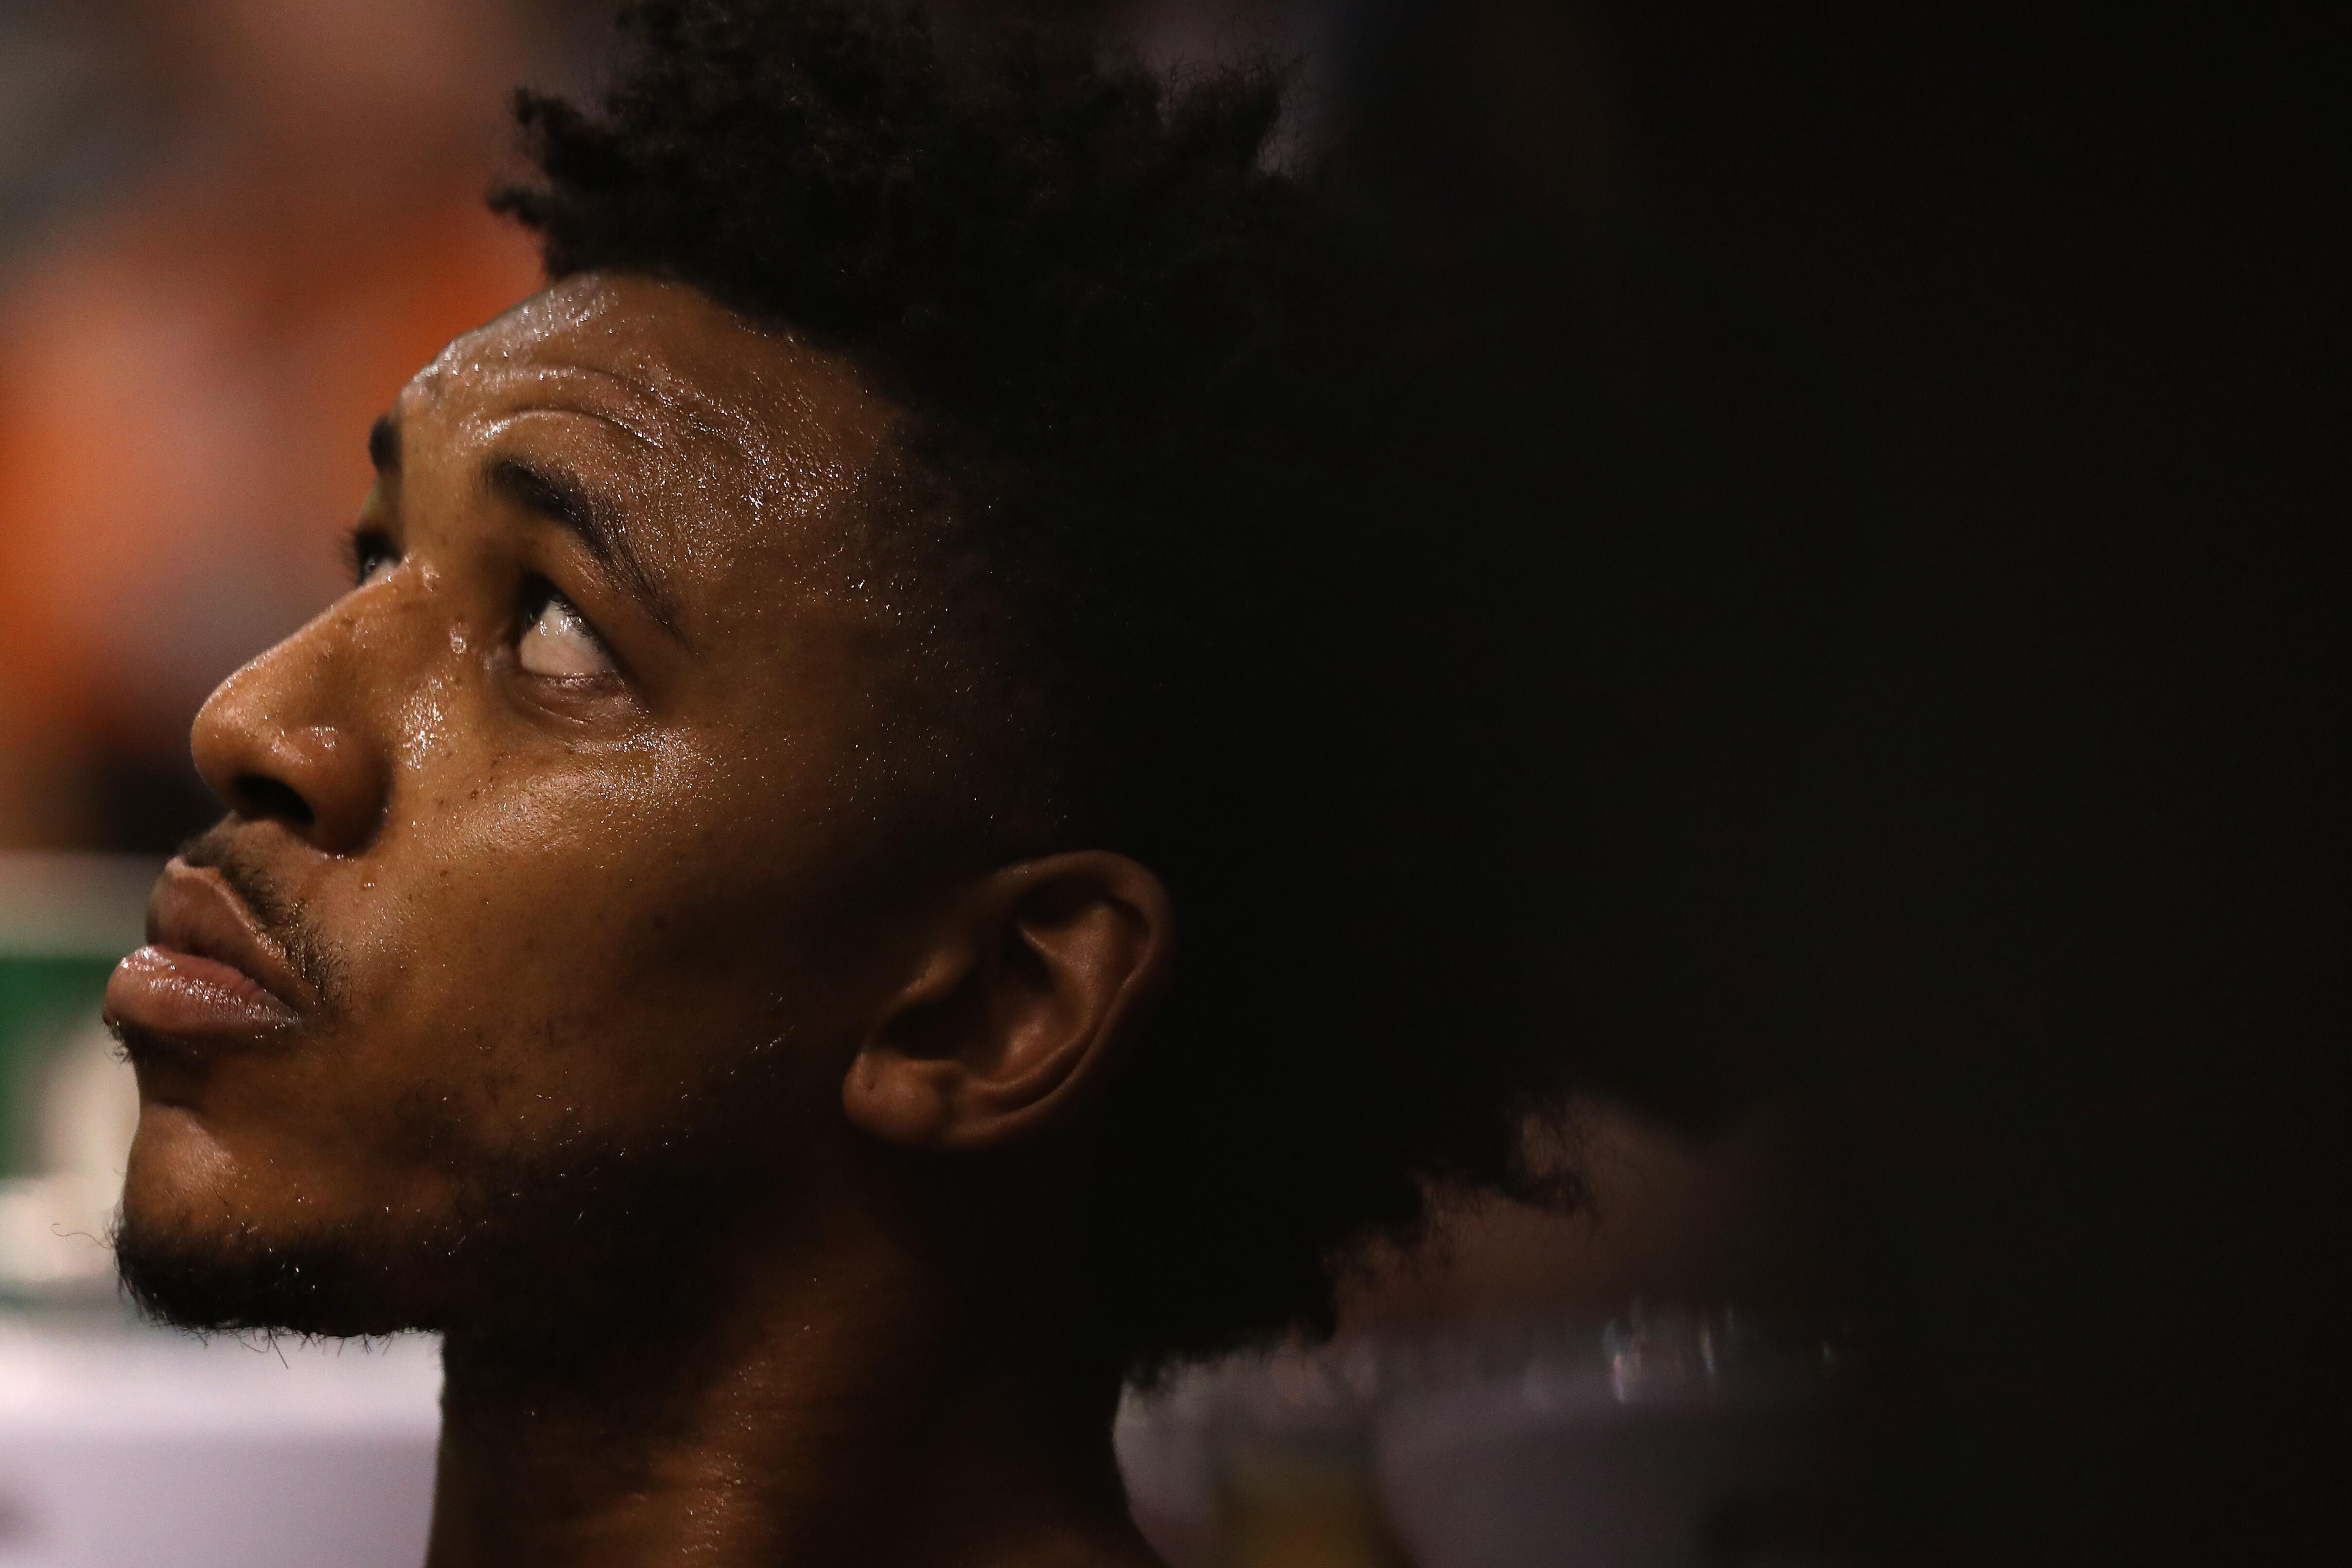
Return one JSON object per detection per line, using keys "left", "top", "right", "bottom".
{"left": 841, "top": 853, "right": 1173, "bottom": 1152}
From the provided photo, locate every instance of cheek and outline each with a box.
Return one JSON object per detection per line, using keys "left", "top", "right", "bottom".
{"left": 317, "top": 734, "right": 842, "bottom": 1154}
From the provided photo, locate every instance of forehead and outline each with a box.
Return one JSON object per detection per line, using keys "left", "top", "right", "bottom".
{"left": 404, "top": 272, "right": 898, "bottom": 588}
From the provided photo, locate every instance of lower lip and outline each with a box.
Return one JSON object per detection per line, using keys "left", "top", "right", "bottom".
{"left": 105, "top": 945, "right": 299, "bottom": 1039}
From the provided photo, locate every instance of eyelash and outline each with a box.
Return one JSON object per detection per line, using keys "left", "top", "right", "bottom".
{"left": 518, "top": 575, "right": 614, "bottom": 654}
{"left": 344, "top": 525, "right": 398, "bottom": 587}
{"left": 339, "top": 527, "right": 618, "bottom": 676}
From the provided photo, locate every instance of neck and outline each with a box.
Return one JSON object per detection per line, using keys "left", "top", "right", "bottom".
{"left": 422, "top": 1208, "right": 1155, "bottom": 1568}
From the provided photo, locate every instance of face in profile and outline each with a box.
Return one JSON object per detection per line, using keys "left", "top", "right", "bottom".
{"left": 88, "top": 8, "right": 1582, "bottom": 1556}
{"left": 104, "top": 273, "right": 952, "bottom": 1335}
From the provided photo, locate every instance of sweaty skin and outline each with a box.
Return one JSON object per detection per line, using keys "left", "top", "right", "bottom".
{"left": 105, "top": 274, "right": 1171, "bottom": 1568}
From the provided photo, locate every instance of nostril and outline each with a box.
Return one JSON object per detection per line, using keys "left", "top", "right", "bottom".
{"left": 232, "top": 774, "right": 315, "bottom": 828}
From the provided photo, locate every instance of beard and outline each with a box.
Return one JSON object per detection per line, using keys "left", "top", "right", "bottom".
{"left": 119, "top": 826, "right": 811, "bottom": 1363}
{"left": 114, "top": 1080, "right": 783, "bottom": 1374}
{"left": 113, "top": 1202, "right": 417, "bottom": 1338}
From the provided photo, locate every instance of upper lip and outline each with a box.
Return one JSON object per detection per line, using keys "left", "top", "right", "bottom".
{"left": 148, "top": 860, "right": 306, "bottom": 1011}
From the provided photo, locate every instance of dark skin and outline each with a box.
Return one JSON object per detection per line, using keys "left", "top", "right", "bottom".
{"left": 104, "top": 273, "right": 1173, "bottom": 1568}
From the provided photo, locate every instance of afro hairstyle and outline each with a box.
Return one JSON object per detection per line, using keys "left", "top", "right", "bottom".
{"left": 492, "top": 0, "right": 1596, "bottom": 1375}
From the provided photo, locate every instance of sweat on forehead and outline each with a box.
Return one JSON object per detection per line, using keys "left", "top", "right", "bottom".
{"left": 405, "top": 274, "right": 905, "bottom": 554}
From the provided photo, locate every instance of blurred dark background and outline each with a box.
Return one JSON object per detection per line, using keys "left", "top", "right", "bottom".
{"left": 1, "top": 3, "right": 2334, "bottom": 1564}
{"left": 1521, "top": 9, "right": 2334, "bottom": 1563}
{"left": 1449, "top": 9, "right": 2333, "bottom": 1562}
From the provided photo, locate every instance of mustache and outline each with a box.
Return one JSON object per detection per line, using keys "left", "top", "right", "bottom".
{"left": 177, "top": 826, "right": 345, "bottom": 1010}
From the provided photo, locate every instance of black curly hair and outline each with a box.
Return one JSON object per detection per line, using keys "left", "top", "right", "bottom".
{"left": 492, "top": 0, "right": 1593, "bottom": 1375}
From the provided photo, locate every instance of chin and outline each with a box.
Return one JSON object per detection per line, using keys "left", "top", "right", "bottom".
{"left": 113, "top": 1213, "right": 422, "bottom": 1338}
{"left": 115, "top": 1120, "right": 419, "bottom": 1338}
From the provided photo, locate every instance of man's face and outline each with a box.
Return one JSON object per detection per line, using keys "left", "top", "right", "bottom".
{"left": 105, "top": 274, "right": 924, "bottom": 1331}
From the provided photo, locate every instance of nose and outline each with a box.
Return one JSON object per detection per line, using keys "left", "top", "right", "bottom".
{"left": 190, "top": 608, "right": 391, "bottom": 856}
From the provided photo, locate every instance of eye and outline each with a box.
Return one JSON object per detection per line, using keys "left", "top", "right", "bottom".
{"left": 517, "top": 581, "right": 616, "bottom": 679}
{"left": 348, "top": 528, "right": 399, "bottom": 589}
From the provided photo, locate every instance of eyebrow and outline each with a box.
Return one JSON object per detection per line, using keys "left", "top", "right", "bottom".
{"left": 368, "top": 415, "right": 400, "bottom": 474}
{"left": 484, "top": 453, "right": 683, "bottom": 640}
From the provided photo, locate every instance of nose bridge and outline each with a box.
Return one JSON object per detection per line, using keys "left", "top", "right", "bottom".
{"left": 191, "top": 575, "right": 438, "bottom": 854}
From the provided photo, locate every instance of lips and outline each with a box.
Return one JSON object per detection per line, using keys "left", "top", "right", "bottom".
{"left": 105, "top": 861, "right": 304, "bottom": 1041}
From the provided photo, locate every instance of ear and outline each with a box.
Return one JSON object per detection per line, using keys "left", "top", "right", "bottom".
{"left": 842, "top": 852, "right": 1174, "bottom": 1152}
